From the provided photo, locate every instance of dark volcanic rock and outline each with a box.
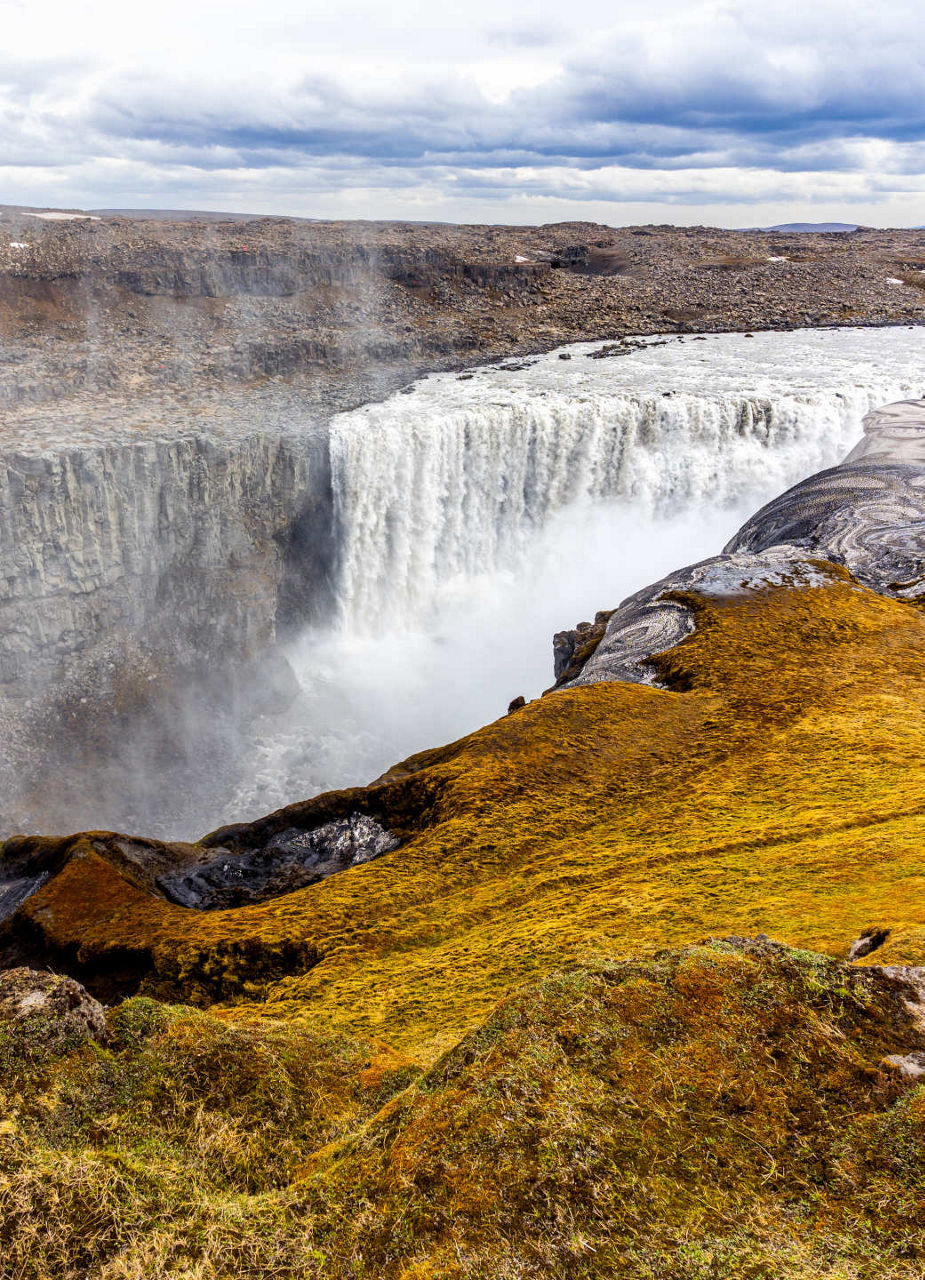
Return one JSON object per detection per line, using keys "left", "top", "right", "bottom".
{"left": 156, "top": 811, "right": 400, "bottom": 909}
{"left": 848, "top": 927, "right": 891, "bottom": 961}
{"left": 0, "top": 873, "right": 49, "bottom": 924}
{"left": 553, "top": 611, "right": 615, "bottom": 683}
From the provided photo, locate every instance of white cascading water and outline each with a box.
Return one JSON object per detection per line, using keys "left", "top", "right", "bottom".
{"left": 232, "top": 326, "right": 925, "bottom": 823}
{"left": 329, "top": 327, "right": 924, "bottom": 630}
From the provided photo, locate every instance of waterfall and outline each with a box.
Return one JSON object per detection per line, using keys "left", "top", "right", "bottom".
{"left": 4, "top": 326, "right": 924, "bottom": 838}
{"left": 329, "top": 328, "right": 925, "bottom": 632}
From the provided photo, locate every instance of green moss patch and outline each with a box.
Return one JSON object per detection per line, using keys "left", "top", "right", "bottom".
{"left": 2, "top": 941, "right": 923, "bottom": 1277}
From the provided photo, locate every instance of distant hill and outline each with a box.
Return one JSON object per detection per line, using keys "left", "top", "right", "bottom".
{"left": 759, "top": 222, "right": 862, "bottom": 233}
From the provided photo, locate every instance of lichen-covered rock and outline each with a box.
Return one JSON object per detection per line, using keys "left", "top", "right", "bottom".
{"left": 0, "top": 967, "right": 106, "bottom": 1043}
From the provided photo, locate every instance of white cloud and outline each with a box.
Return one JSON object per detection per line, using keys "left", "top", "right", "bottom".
{"left": 0, "top": 0, "right": 923, "bottom": 224}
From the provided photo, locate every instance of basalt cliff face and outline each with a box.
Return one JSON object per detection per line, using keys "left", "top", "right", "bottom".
{"left": 2, "top": 398, "right": 925, "bottom": 1277}
{"left": 0, "top": 431, "right": 329, "bottom": 693}
{"left": 0, "top": 427, "right": 334, "bottom": 836}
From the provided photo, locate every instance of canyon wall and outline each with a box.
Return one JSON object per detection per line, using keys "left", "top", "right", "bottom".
{"left": 2, "top": 327, "right": 924, "bottom": 836}
{"left": 0, "top": 430, "right": 331, "bottom": 698}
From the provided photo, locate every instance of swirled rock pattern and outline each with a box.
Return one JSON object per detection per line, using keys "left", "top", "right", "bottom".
{"left": 559, "top": 548, "right": 839, "bottom": 688}
{"left": 559, "top": 397, "right": 925, "bottom": 687}
{"left": 728, "top": 398, "right": 925, "bottom": 599}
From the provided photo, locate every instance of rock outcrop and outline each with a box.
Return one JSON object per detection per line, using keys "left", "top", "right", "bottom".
{"left": 555, "top": 398, "right": 925, "bottom": 689}
{"left": 0, "top": 966, "right": 106, "bottom": 1043}
{"left": 0, "top": 431, "right": 329, "bottom": 697}
{"left": 157, "top": 812, "right": 400, "bottom": 910}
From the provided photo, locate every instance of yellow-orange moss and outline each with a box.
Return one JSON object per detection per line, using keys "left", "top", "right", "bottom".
{"left": 3, "top": 942, "right": 924, "bottom": 1279}
{"left": 5, "top": 572, "right": 925, "bottom": 1060}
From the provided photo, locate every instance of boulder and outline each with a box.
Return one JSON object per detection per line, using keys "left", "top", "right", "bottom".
{"left": 0, "top": 967, "right": 107, "bottom": 1043}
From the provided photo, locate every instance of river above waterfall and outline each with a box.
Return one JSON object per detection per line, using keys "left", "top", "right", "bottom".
{"left": 3, "top": 325, "right": 925, "bottom": 838}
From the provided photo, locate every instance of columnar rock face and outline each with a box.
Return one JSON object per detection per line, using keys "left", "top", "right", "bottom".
{"left": 0, "top": 422, "right": 336, "bottom": 837}
{"left": 0, "top": 431, "right": 330, "bottom": 697}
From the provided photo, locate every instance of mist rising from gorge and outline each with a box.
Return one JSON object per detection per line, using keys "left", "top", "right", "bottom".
{"left": 4, "top": 327, "right": 925, "bottom": 840}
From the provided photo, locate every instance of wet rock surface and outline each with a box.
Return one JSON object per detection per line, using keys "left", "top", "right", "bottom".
{"left": 0, "top": 873, "right": 49, "bottom": 924}
{"left": 557, "top": 397, "right": 925, "bottom": 687}
{"left": 156, "top": 811, "right": 400, "bottom": 909}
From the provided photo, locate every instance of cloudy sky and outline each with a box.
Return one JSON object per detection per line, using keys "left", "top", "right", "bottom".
{"left": 1, "top": 0, "right": 923, "bottom": 225}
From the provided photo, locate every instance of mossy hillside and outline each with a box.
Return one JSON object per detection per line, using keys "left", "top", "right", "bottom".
{"left": 2, "top": 942, "right": 923, "bottom": 1278}
{"left": 0, "top": 996, "right": 418, "bottom": 1278}
{"left": 4, "top": 573, "right": 925, "bottom": 1060}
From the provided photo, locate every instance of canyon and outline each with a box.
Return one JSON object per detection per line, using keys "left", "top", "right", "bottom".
{"left": 2, "top": 209, "right": 925, "bottom": 836}
{"left": 2, "top": 211, "right": 925, "bottom": 1279}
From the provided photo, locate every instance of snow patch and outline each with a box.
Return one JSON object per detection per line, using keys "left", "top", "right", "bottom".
{"left": 24, "top": 212, "right": 101, "bottom": 222}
